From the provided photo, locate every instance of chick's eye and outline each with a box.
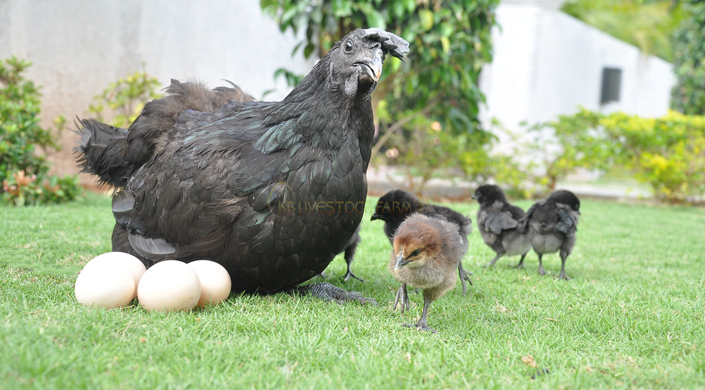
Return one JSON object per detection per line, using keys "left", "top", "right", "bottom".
{"left": 344, "top": 40, "right": 353, "bottom": 53}
{"left": 410, "top": 249, "right": 422, "bottom": 257}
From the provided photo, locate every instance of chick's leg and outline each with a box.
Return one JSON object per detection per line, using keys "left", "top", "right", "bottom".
{"left": 457, "top": 262, "right": 473, "bottom": 295}
{"left": 483, "top": 252, "right": 504, "bottom": 268}
{"left": 403, "top": 292, "right": 437, "bottom": 333}
{"left": 392, "top": 284, "right": 409, "bottom": 314}
{"left": 342, "top": 241, "right": 364, "bottom": 282}
{"left": 291, "top": 283, "right": 376, "bottom": 305}
{"left": 537, "top": 253, "right": 546, "bottom": 276}
{"left": 558, "top": 250, "right": 571, "bottom": 280}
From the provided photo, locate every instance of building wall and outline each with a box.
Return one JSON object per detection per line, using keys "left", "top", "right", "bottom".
{"left": 0, "top": 0, "right": 315, "bottom": 183}
{"left": 479, "top": 0, "right": 676, "bottom": 140}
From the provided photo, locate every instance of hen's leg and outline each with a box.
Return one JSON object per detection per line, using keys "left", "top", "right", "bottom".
{"left": 514, "top": 252, "right": 527, "bottom": 269}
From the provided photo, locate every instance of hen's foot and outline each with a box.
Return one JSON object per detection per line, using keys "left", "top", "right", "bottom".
{"left": 557, "top": 272, "right": 571, "bottom": 281}
{"left": 290, "top": 283, "right": 376, "bottom": 305}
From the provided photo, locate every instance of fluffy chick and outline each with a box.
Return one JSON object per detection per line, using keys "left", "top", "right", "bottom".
{"left": 389, "top": 214, "right": 462, "bottom": 333}
{"left": 371, "top": 189, "right": 473, "bottom": 294}
{"left": 520, "top": 190, "right": 581, "bottom": 280}
{"left": 472, "top": 184, "right": 531, "bottom": 268}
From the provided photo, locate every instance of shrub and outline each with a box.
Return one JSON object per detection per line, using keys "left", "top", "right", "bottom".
{"left": 601, "top": 110, "right": 705, "bottom": 203}
{"left": 0, "top": 56, "right": 82, "bottom": 206}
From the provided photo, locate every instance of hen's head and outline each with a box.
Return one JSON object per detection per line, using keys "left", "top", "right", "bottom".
{"left": 326, "top": 28, "right": 409, "bottom": 100}
{"left": 472, "top": 184, "right": 507, "bottom": 206}
{"left": 371, "top": 189, "right": 422, "bottom": 222}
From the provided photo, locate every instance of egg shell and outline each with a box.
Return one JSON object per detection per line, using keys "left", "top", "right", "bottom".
{"left": 75, "top": 264, "right": 135, "bottom": 309}
{"left": 188, "top": 260, "right": 232, "bottom": 307}
{"left": 84, "top": 252, "right": 146, "bottom": 298}
{"left": 137, "top": 260, "right": 201, "bottom": 312}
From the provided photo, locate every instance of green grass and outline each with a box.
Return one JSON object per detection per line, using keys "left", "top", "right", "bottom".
{"left": 1, "top": 194, "right": 705, "bottom": 389}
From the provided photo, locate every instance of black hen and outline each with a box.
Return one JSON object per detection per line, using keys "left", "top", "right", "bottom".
{"left": 520, "top": 190, "right": 581, "bottom": 280}
{"left": 472, "top": 184, "right": 530, "bottom": 268}
{"left": 75, "top": 28, "right": 408, "bottom": 298}
{"left": 370, "top": 189, "right": 473, "bottom": 294}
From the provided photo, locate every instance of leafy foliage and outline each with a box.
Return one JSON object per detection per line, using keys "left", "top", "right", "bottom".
{"left": 88, "top": 70, "right": 163, "bottom": 128}
{"left": 260, "top": 0, "right": 499, "bottom": 135}
{"left": 671, "top": 2, "right": 705, "bottom": 115}
{"left": 562, "top": 0, "right": 685, "bottom": 61}
{"left": 506, "top": 108, "right": 705, "bottom": 203}
{"left": 0, "top": 56, "right": 81, "bottom": 206}
{"left": 600, "top": 110, "right": 705, "bottom": 203}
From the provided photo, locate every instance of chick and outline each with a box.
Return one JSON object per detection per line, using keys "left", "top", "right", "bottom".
{"left": 371, "top": 189, "right": 473, "bottom": 294}
{"left": 389, "top": 214, "right": 462, "bottom": 333}
{"left": 472, "top": 184, "right": 531, "bottom": 268}
{"left": 341, "top": 225, "right": 363, "bottom": 282}
{"left": 520, "top": 190, "right": 581, "bottom": 280}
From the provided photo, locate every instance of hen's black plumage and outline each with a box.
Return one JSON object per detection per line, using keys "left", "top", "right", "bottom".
{"left": 472, "top": 185, "right": 530, "bottom": 268}
{"left": 75, "top": 29, "right": 408, "bottom": 296}
{"left": 520, "top": 190, "right": 581, "bottom": 280}
{"left": 370, "top": 189, "right": 474, "bottom": 294}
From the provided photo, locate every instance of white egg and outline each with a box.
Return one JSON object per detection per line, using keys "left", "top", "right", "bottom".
{"left": 83, "top": 252, "right": 146, "bottom": 298}
{"left": 137, "top": 260, "right": 201, "bottom": 312}
{"left": 188, "top": 260, "right": 232, "bottom": 307}
{"left": 75, "top": 263, "right": 135, "bottom": 309}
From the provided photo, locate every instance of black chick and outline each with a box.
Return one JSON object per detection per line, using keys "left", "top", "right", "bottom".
{"left": 321, "top": 225, "right": 363, "bottom": 282}
{"left": 520, "top": 190, "right": 581, "bottom": 280}
{"left": 371, "top": 189, "right": 473, "bottom": 294}
{"left": 74, "top": 29, "right": 409, "bottom": 300}
{"left": 389, "top": 214, "right": 462, "bottom": 333}
{"left": 472, "top": 184, "right": 531, "bottom": 268}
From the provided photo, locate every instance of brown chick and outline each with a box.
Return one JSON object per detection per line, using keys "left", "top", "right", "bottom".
{"left": 389, "top": 214, "right": 463, "bottom": 333}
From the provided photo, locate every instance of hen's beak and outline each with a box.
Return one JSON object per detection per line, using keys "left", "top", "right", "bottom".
{"left": 395, "top": 250, "right": 408, "bottom": 270}
{"left": 357, "top": 49, "right": 383, "bottom": 81}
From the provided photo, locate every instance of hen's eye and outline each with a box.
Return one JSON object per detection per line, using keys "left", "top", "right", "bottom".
{"left": 344, "top": 40, "right": 353, "bottom": 53}
{"left": 410, "top": 249, "right": 422, "bottom": 257}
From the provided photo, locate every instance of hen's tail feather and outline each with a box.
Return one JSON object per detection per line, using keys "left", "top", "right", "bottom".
{"left": 73, "top": 119, "right": 133, "bottom": 188}
{"left": 123, "top": 79, "right": 255, "bottom": 167}
{"left": 75, "top": 79, "right": 255, "bottom": 188}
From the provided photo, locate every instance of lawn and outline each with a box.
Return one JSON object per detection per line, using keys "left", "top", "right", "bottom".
{"left": 1, "top": 193, "right": 704, "bottom": 389}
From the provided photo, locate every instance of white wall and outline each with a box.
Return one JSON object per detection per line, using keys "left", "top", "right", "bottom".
{"left": 0, "top": 0, "right": 315, "bottom": 182}
{"left": 479, "top": 0, "right": 676, "bottom": 139}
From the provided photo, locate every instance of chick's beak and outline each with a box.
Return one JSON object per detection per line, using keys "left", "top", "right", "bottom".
{"left": 471, "top": 193, "right": 478, "bottom": 200}
{"left": 395, "top": 250, "right": 407, "bottom": 270}
{"left": 370, "top": 212, "right": 380, "bottom": 221}
{"left": 358, "top": 49, "right": 383, "bottom": 81}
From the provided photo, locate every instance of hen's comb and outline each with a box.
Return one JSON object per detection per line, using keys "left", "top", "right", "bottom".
{"left": 362, "top": 28, "right": 410, "bottom": 61}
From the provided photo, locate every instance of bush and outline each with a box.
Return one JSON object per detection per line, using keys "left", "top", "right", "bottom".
{"left": 601, "top": 110, "right": 705, "bottom": 203}
{"left": 506, "top": 108, "right": 705, "bottom": 203}
{"left": 0, "top": 56, "right": 82, "bottom": 206}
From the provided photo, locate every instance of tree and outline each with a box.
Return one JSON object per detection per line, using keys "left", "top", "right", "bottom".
{"left": 671, "top": 2, "right": 705, "bottom": 115}
{"left": 260, "top": 0, "right": 499, "bottom": 156}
